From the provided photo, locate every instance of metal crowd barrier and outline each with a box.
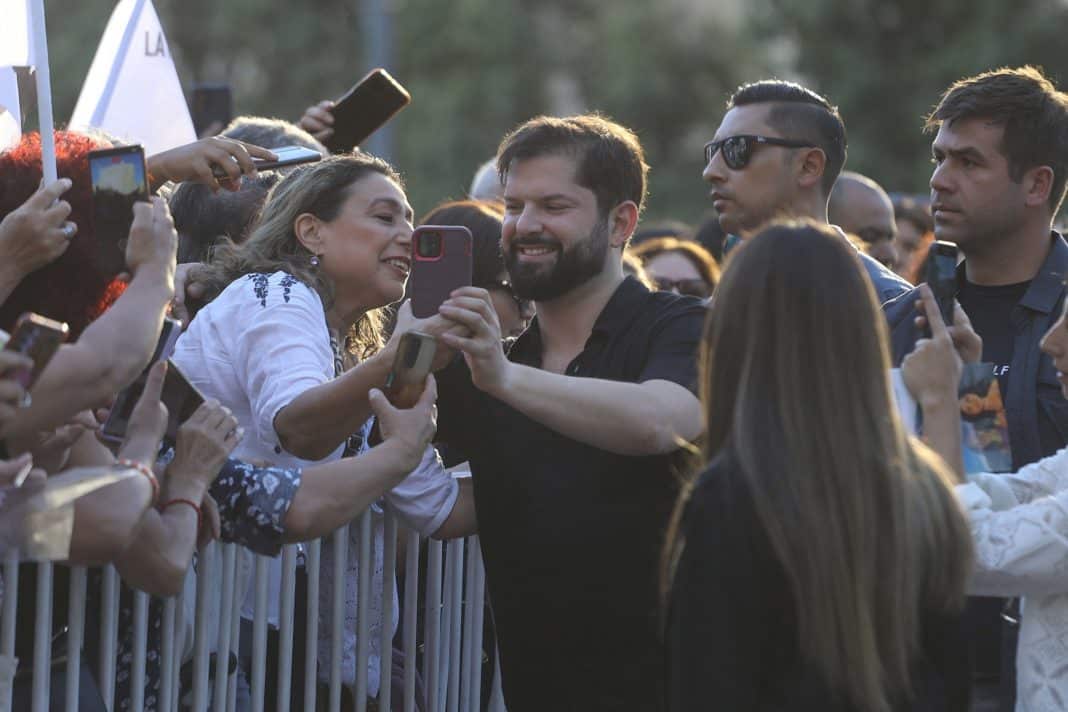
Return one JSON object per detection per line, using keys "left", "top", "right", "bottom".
{"left": 0, "top": 504, "right": 508, "bottom": 712}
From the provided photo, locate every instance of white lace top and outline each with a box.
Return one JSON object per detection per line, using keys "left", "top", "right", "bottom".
{"left": 956, "top": 446, "right": 1068, "bottom": 711}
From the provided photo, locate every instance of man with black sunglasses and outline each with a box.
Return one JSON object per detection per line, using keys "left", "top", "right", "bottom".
{"left": 702, "top": 80, "right": 910, "bottom": 303}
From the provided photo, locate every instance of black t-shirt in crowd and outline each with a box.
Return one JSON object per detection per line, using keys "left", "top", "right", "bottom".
{"left": 667, "top": 457, "right": 970, "bottom": 712}
{"left": 957, "top": 279, "right": 1029, "bottom": 398}
{"left": 435, "top": 277, "right": 706, "bottom": 711}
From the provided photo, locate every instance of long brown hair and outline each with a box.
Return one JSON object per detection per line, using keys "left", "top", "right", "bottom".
{"left": 198, "top": 154, "right": 403, "bottom": 359}
{"left": 663, "top": 220, "right": 972, "bottom": 711}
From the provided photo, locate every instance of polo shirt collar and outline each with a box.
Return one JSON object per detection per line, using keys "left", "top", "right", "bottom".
{"left": 509, "top": 276, "right": 650, "bottom": 362}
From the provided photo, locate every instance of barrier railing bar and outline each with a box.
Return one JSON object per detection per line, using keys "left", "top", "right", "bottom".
{"left": 31, "top": 563, "right": 52, "bottom": 712}
{"left": 402, "top": 528, "right": 420, "bottom": 712}
{"left": 424, "top": 540, "right": 442, "bottom": 712}
{"left": 131, "top": 590, "right": 149, "bottom": 711}
{"left": 250, "top": 555, "right": 269, "bottom": 712}
{"left": 378, "top": 508, "right": 397, "bottom": 712}
{"left": 354, "top": 511, "right": 372, "bottom": 712}
{"left": 303, "top": 539, "right": 321, "bottom": 712}
{"left": 99, "top": 565, "right": 119, "bottom": 710}
{"left": 192, "top": 543, "right": 216, "bottom": 712}
{"left": 328, "top": 525, "right": 348, "bottom": 712}
{"left": 276, "top": 545, "right": 297, "bottom": 712}
{"left": 63, "top": 566, "right": 86, "bottom": 712}
{"left": 213, "top": 544, "right": 237, "bottom": 712}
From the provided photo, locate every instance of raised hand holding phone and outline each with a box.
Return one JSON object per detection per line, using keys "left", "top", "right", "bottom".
{"left": 321, "top": 68, "right": 411, "bottom": 153}
{"left": 116, "top": 360, "right": 169, "bottom": 466}
{"left": 125, "top": 198, "right": 178, "bottom": 282}
{"left": 0, "top": 178, "right": 77, "bottom": 279}
{"left": 368, "top": 374, "right": 437, "bottom": 474}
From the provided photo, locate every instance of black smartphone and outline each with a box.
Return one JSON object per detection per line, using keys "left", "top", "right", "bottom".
{"left": 323, "top": 68, "right": 411, "bottom": 154}
{"left": 384, "top": 331, "right": 437, "bottom": 409}
{"left": 88, "top": 144, "right": 150, "bottom": 275}
{"left": 211, "top": 145, "right": 321, "bottom": 179}
{"left": 100, "top": 319, "right": 201, "bottom": 447}
{"left": 409, "top": 226, "right": 473, "bottom": 319}
{"left": 3, "top": 313, "right": 69, "bottom": 391}
{"left": 924, "top": 240, "right": 958, "bottom": 335}
{"left": 190, "top": 83, "right": 233, "bottom": 137}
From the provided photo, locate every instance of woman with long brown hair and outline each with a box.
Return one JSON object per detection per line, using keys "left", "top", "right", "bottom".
{"left": 663, "top": 220, "right": 973, "bottom": 711}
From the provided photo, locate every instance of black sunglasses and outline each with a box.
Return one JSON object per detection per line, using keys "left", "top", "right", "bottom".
{"left": 485, "top": 279, "right": 532, "bottom": 313}
{"left": 703, "top": 135, "right": 817, "bottom": 170}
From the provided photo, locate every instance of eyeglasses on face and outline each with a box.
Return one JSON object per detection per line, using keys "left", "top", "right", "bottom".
{"left": 484, "top": 279, "right": 532, "bottom": 313}
{"left": 652, "top": 276, "right": 711, "bottom": 298}
{"left": 703, "top": 134, "right": 817, "bottom": 170}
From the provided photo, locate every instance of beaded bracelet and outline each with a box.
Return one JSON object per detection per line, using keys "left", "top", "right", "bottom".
{"left": 117, "top": 458, "right": 159, "bottom": 504}
{"left": 157, "top": 498, "right": 202, "bottom": 532}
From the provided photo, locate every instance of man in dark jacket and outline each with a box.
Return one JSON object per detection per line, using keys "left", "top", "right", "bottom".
{"left": 884, "top": 65, "right": 1068, "bottom": 712}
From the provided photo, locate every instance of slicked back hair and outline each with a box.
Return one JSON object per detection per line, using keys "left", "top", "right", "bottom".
{"left": 926, "top": 66, "right": 1068, "bottom": 214}
{"left": 496, "top": 114, "right": 649, "bottom": 220}
{"left": 729, "top": 81, "right": 847, "bottom": 196}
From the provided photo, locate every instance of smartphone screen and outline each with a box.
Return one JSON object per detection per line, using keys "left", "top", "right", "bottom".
{"left": 88, "top": 145, "right": 150, "bottom": 275}
{"left": 925, "top": 241, "right": 958, "bottom": 330}
{"left": 251, "top": 145, "right": 321, "bottom": 171}
{"left": 324, "top": 68, "right": 411, "bottom": 154}
{"left": 409, "top": 226, "right": 473, "bottom": 319}
{"left": 190, "top": 84, "right": 233, "bottom": 136}
{"left": 3, "top": 313, "right": 69, "bottom": 390}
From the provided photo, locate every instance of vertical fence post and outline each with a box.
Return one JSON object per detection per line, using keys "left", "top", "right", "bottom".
{"left": 424, "top": 540, "right": 442, "bottom": 712}
{"left": 402, "top": 529, "right": 420, "bottom": 712}
{"left": 214, "top": 544, "right": 237, "bottom": 712}
{"left": 276, "top": 545, "right": 298, "bottom": 712}
{"left": 378, "top": 509, "right": 397, "bottom": 712}
{"left": 251, "top": 555, "right": 269, "bottom": 712}
{"left": 354, "top": 512, "right": 372, "bottom": 712}
{"left": 30, "top": 563, "right": 52, "bottom": 712}
{"left": 303, "top": 539, "right": 321, "bottom": 712}
{"left": 328, "top": 526, "right": 349, "bottom": 712}
{"left": 193, "top": 543, "right": 217, "bottom": 712}
{"left": 98, "top": 565, "right": 119, "bottom": 709}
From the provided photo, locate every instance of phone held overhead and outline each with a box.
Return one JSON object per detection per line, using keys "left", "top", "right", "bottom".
{"left": 88, "top": 145, "right": 150, "bottom": 274}
{"left": 323, "top": 68, "right": 411, "bottom": 154}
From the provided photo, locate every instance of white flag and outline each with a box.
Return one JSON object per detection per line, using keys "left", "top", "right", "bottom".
{"left": 0, "top": 68, "right": 20, "bottom": 152}
{"left": 0, "top": 0, "right": 33, "bottom": 67}
{"left": 70, "top": 0, "right": 195, "bottom": 155}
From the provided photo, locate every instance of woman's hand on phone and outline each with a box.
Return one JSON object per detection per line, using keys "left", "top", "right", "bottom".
{"left": 148, "top": 137, "right": 276, "bottom": 192}
{"left": 903, "top": 285, "right": 963, "bottom": 409}
{"left": 368, "top": 375, "right": 437, "bottom": 473}
{"left": 117, "top": 361, "right": 169, "bottom": 466}
{"left": 298, "top": 100, "right": 335, "bottom": 143}
{"left": 389, "top": 300, "right": 468, "bottom": 372}
{"left": 167, "top": 399, "right": 242, "bottom": 492}
{"left": 913, "top": 288, "right": 982, "bottom": 363}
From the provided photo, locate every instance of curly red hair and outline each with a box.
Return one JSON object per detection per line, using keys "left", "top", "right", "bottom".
{"left": 0, "top": 131, "right": 128, "bottom": 339}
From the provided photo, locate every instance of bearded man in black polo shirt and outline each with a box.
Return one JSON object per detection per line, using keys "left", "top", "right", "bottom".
{"left": 431, "top": 115, "right": 705, "bottom": 711}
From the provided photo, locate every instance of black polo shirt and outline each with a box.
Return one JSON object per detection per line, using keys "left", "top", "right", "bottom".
{"left": 436, "top": 276, "right": 706, "bottom": 711}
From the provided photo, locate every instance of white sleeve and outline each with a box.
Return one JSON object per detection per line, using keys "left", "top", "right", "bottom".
{"left": 957, "top": 447, "right": 1068, "bottom": 596}
{"left": 231, "top": 274, "right": 335, "bottom": 454}
{"left": 384, "top": 446, "right": 459, "bottom": 537}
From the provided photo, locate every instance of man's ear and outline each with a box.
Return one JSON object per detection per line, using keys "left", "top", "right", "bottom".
{"left": 1022, "top": 165, "right": 1055, "bottom": 209}
{"left": 608, "top": 201, "right": 640, "bottom": 249}
{"left": 796, "top": 147, "right": 827, "bottom": 192}
{"left": 294, "top": 212, "right": 325, "bottom": 255}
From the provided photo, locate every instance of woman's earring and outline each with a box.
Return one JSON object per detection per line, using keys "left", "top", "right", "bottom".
{"left": 310, "top": 254, "right": 320, "bottom": 267}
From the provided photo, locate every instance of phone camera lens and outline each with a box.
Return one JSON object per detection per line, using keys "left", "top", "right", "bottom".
{"left": 417, "top": 233, "right": 443, "bottom": 258}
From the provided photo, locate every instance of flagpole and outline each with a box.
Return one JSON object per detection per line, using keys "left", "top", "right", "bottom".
{"left": 29, "top": 0, "right": 56, "bottom": 182}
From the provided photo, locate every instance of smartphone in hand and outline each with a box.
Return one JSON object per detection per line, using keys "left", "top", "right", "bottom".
{"left": 324, "top": 68, "right": 411, "bottom": 154}
{"left": 3, "top": 313, "right": 69, "bottom": 392}
{"left": 88, "top": 144, "right": 150, "bottom": 275}
{"left": 924, "top": 240, "right": 958, "bottom": 335}
{"left": 191, "top": 83, "right": 233, "bottom": 137}
{"left": 409, "top": 226, "right": 473, "bottom": 319}
{"left": 385, "top": 331, "right": 437, "bottom": 409}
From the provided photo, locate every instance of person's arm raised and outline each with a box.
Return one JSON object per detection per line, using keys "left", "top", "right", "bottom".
{"left": 902, "top": 285, "right": 968, "bottom": 481}
{"left": 439, "top": 288, "right": 702, "bottom": 456}
{"left": 116, "top": 400, "right": 241, "bottom": 596}
{"left": 0, "top": 179, "right": 77, "bottom": 305}
{"left": 273, "top": 301, "right": 459, "bottom": 461}
{"left": 282, "top": 376, "right": 437, "bottom": 542}
{"left": 3, "top": 198, "right": 177, "bottom": 440}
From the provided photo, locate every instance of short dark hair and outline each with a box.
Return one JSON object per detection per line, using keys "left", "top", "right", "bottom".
{"left": 169, "top": 171, "right": 282, "bottom": 263}
{"left": 728, "top": 80, "right": 847, "bottom": 196}
{"left": 496, "top": 114, "right": 649, "bottom": 218}
{"left": 926, "top": 66, "right": 1068, "bottom": 214}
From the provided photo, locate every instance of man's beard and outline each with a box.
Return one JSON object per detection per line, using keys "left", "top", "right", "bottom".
{"left": 504, "top": 217, "right": 610, "bottom": 302}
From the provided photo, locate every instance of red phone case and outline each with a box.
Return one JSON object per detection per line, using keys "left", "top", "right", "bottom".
{"left": 409, "top": 226, "right": 473, "bottom": 319}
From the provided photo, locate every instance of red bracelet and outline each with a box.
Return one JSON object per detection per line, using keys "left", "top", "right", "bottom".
{"left": 156, "top": 498, "right": 202, "bottom": 531}
{"left": 117, "top": 458, "right": 159, "bottom": 504}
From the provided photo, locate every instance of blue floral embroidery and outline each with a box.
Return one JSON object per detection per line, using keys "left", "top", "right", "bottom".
{"left": 247, "top": 273, "right": 270, "bottom": 307}
{"left": 280, "top": 274, "right": 298, "bottom": 303}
